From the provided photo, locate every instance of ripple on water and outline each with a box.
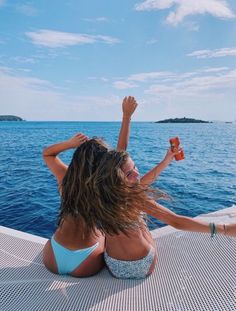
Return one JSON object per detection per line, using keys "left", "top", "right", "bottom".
{"left": 0, "top": 122, "right": 236, "bottom": 238}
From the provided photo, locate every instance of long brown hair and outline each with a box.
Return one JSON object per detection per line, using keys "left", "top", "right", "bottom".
{"left": 91, "top": 150, "right": 161, "bottom": 235}
{"left": 59, "top": 144, "right": 165, "bottom": 237}
{"left": 58, "top": 138, "right": 108, "bottom": 235}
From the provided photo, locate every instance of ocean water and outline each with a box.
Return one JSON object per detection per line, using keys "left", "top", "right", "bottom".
{"left": 0, "top": 121, "right": 235, "bottom": 239}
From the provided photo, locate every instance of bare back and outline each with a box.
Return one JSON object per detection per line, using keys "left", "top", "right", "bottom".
{"left": 105, "top": 222, "right": 156, "bottom": 260}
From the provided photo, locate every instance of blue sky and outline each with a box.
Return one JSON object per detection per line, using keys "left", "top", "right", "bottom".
{"left": 0, "top": 0, "right": 236, "bottom": 121}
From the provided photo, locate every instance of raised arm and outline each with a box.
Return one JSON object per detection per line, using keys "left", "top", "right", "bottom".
{"left": 42, "top": 133, "right": 88, "bottom": 185}
{"left": 140, "top": 148, "right": 177, "bottom": 186}
{"left": 117, "top": 96, "right": 138, "bottom": 151}
{"left": 142, "top": 200, "right": 228, "bottom": 236}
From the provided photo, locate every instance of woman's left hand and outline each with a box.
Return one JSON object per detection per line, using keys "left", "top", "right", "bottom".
{"left": 67, "top": 133, "right": 89, "bottom": 148}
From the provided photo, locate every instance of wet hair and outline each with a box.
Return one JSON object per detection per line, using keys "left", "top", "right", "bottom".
{"left": 58, "top": 138, "right": 108, "bottom": 235}
{"left": 91, "top": 150, "right": 164, "bottom": 235}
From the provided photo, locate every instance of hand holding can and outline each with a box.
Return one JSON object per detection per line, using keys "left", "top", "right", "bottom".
{"left": 169, "top": 137, "right": 185, "bottom": 161}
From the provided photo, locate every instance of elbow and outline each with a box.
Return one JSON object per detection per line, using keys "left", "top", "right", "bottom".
{"left": 42, "top": 147, "right": 52, "bottom": 158}
{"left": 42, "top": 148, "right": 48, "bottom": 157}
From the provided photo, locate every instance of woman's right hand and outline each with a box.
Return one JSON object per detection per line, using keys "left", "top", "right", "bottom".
{"left": 163, "top": 148, "right": 178, "bottom": 164}
{"left": 67, "top": 133, "right": 88, "bottom": 148}
{"left": 122, "top": 96, "right": 138, "bottom": 118}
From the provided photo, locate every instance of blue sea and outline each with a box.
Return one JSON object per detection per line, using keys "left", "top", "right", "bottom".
{"left": 0, "top": 121, "right": 235, "bottom": 239}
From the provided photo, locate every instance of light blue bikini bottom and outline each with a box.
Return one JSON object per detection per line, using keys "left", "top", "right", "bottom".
{"left": 51, "top": 236, "right": 99, "bottom": 275}
{"left": 104, "top": 247, "right": 155, "bottom": 279}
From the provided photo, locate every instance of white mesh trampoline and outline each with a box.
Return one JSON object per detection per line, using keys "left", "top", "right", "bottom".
{"left": 1, "top": 206, "right": 236, "bottom": 311}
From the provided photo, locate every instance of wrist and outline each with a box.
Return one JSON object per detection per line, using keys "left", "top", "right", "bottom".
{"left": 65, "top": 140, "right": 75, "bottom": 149}
{"left": 122, "top": 115, "right": 131, "bottom": 121}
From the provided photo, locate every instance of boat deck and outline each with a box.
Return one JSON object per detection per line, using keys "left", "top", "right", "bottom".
{"left": 1, "top": 206, "right": 236, "bottom": 311}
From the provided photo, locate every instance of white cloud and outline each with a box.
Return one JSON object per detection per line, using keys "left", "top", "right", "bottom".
{"left": 101, "top": 77, "right": 108, "bottom": 82}
{"left": 180, "top": 67, "right": 229, "bottom": 77}
{"left": 12, "top": 56, "right": 36, "bottom": 64}
{"left": 146, "top": 39, "right": 158, "bottom": 44}
{"left": 83, "top": 17, "right": 108, "bottom": 22}
{"left": 0, "top": 68, "right": 59, "bottom": 119}
{"left": 26, "top": 29, "right": 120, "bottom": 48}
{"left": 87, "top": 76, "right": 109, "bottom": 82}
{"left": 145, "top": 68, "right": 236, "bottom": 96}
{"left": 128, "top": 71, "right": 175, "bottom": 82}
{"left": 0, "top": 68, "right": 52, "bottom": 90}
{"left": 139, "top": 68, "right": 236, "bottom": 121}
{"left": 15, "top": 4, "right": 38, "bottom": 16}
{"left": 111, "top": 67, "right": 236, "bottom": 120}
{"left": 135, "top": 0, "right": 174, "bottom": 11}
{"left": 135, "top": 0, "right": 235, "bottom": 25}
{"left": 202, "top": 67, "right": 228, "bottom": 72}
{"left": 112, "top": 71, "right": 177, "bottom": 88}
{"left": 0, "top": 67, "right": 122, "bottom": 121}
{"left": 188, "top": 47, "right": 236, "bottom": 58}
{"left": 0, "top": 0, "right": 5, "bottom": 6}
{"left": 114, "top": 67, "right": 231, "bottom": 87}
{"left": 1, "top": 66, "right": 235, "bottom": 122}
{"left": 113, "top": 81, "right": 138, "bottom": 89}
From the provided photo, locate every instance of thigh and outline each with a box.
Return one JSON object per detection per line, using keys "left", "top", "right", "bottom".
{"left": 43, "top": 240, "right": 58, "bottom": 274}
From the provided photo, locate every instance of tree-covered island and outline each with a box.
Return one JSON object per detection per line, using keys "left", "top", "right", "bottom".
{"left": 155, "top": 117, "right": 211, "bottom": 123}
{"left": 0, "top": 115, "right": 25, "bottom": 121}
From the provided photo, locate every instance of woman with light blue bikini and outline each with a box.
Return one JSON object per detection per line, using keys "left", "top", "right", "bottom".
{"left": 42, "top": 136, "right": 107, "bottom": 277}
{"left": 42, "top": 97, "right": 138, "bottom": 277}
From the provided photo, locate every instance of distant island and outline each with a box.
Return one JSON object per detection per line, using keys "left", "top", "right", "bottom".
{"left": 155, "top": 117, "right": 211, "bottom": 123}
{"left": 0, "top": 115, "right": 24, "bottom": 121}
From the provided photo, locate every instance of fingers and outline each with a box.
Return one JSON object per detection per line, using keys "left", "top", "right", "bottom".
{"left": 79, "top": 135, "right": 89, "bottom": 143}
{"left": 73, "top": 133, "right": 89, "bottom": 142}
{"left": 123, "top": 96, "right": 137, "bottom": 103}
{"left": 122, "top": 96, "right": 138, "bottom": 116}
{"left": 127, "top": 96, "right": 135, "bottom": 103}
{"left": 169, "top": 147, "right": 179, "bottom": 156}
{"left": 124, "top": 96, "right": 138, "bottom": 107}
{"left": 68, "top": 132, "right": 89, "bottom": 148}
{"left": 75, "top": 132, "right": 88, "bottom": 138}
{"left": 79, "top": 136, "right": 88, "bottom": 142}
